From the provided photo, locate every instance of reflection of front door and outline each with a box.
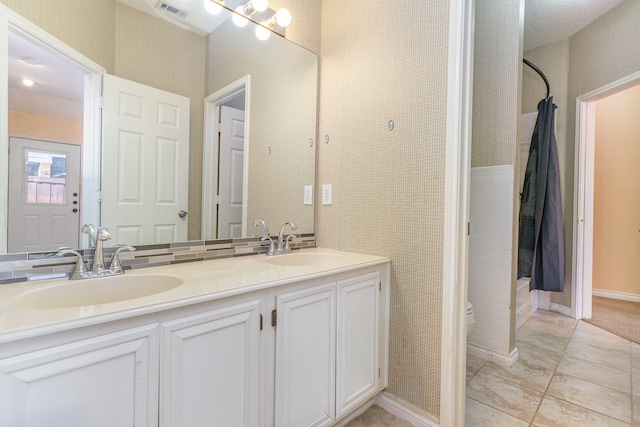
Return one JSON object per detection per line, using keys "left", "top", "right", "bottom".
{"left": 102, "top": 74, "right": 190, "bottom": 246}
{"left": 217, "top": 106, "right": 245, "bottom": 239}
{"left": 8, "top": 137, "right": 81, "bottom": 252}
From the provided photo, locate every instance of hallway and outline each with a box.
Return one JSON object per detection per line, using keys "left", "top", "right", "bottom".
{"left": 466, "top": 309, "right": 640, "bottom": 426}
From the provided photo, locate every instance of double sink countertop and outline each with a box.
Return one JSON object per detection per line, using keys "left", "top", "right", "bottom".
{"left": 0, "top": 248, "right": 389, "bottom": 340}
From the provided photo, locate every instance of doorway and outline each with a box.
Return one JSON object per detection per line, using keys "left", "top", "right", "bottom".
{"left": 574, "top": 71, "right": 640, "bottom": 319}
{"left": 202, "top": 75, "right": 250, "bottom": 240}
{"left": 2, "top": 11, "right": 105, "bottom": 253}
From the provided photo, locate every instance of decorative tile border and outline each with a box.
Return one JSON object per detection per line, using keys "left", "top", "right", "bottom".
{"left": 0, "top": 234, "right": 316, "bottom": 285}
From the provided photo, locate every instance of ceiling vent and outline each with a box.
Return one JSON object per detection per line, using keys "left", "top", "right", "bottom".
{"left": 154, "top": 0, "right": 190, "bottom": 19}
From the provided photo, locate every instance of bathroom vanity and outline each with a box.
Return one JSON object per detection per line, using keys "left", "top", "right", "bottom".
{"left": 0, "top": 249, "right": 390, "bottom": 427}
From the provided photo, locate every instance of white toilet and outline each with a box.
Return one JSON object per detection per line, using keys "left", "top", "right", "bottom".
{"left": 466, "top": 301, "right": 475, "bottom": 336}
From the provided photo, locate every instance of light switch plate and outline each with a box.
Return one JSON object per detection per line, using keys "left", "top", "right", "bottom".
{"left": 322, "top": 184, "right": 332, "bottom": 205}
{"left": 304, "top": 185, "right": 313, "bottom": 205}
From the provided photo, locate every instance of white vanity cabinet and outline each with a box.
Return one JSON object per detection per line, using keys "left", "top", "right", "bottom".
{"left": 273, "top": 269, "right": 388, "bottom": 427}
{"left": 0, "top": 257, "right": 390, "bottom": 427}
{"left": 0, "top": 323, "right": 160, "bottom": 427}
{"left": 159, "top": 299, "right": 262, "bottom": 427}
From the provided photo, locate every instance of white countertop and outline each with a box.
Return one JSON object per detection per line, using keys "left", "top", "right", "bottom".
{"left": 0, "top": 248, "right": 389, "bottom": 341}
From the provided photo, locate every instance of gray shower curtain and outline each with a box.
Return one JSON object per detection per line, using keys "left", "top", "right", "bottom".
{"left": 517, "top": 96, "right": 564, "bottom": 292}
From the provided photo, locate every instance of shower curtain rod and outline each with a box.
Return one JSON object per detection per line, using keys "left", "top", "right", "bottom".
{"left": 523, "top": 58, "right": 550, "bottom": 98}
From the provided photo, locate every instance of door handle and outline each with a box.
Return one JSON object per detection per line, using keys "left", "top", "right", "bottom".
{"left": 178, "top": 210, "right": 188, "bottom": 218}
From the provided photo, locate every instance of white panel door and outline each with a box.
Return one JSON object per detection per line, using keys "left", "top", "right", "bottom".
{"left": 160, "top": 300, "right": 261, "bottom": 427}
{"left": 275, "top": 283, "right": 336, "bottom": 427}
{"left": 336, "top": 272, "right": 379, "bottom": 417}
{"left": 102, "top": 74, "right": 190, "bottom": 245}
{"left": 0, "top": 324, "right": 159, "bottom": 427}
{"left": 7, "top": 137, "right": 81, "bottom": 252}
{"left": 218, "top": 105, "right": 245, "bottom": 238}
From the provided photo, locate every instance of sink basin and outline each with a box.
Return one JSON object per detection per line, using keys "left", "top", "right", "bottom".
{"left": 13, "top": 274, "right": 184, "bottom": 309}
{"left": 265, "top": 252, "right": 346, "bottom": 267}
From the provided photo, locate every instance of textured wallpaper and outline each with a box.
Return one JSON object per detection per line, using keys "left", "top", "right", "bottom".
{"left": 319, "top": 0, "right": 450, "bottom": 416}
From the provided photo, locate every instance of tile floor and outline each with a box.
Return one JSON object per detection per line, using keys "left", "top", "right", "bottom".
{"left": 350, "top": 309, "right": 640, "bottom": 426}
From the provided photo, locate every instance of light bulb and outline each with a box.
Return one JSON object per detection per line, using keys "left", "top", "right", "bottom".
{"left": 255, "top": 24, "right": 271, "bottom": 40}
{"left": 274, "top": 8, "right": 291, "bottom": 27}
{"left": 22, "top": 78, "right": 35, "bottom": 87}
{"left": 251, "top": 0, "right": 268, "bottom": 12}
{"left": 233, "top": 6, "right": 249, "bottom": 26}
{"left": 204, "top": 0, "right": 222, "bottom": 15}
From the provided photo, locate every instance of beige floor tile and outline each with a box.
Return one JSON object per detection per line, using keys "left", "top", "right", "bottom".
{"left": 517, "top": 328, "right": 572, "bottom": 355}
{"left": 466, "top": 352, "right": 486, "bottom": 379}
{"left": 565, "top": 340, "right": 631, "bottom": 371}
{"left": 577, "top": 320, "right": 623, "bottom": 338}
{"left": 546, "top": 372, "right": 631, "bottom": 423}
{"left": 521, "top": 310, "right": 577, "bottom": 335}
{"left": 480, "top": 358, "right": 554, "bottom": 392}
{"left": 346, "top": 405, "right": 412, "bottom": 427}
{"left": 556, "top": 355, "right": 630, "bottom": 393}
{"left": 515, "top": 342, "right": 563, "bottom": 370}
{"left": 465, "top": 397, "right": 529, "bottom": 427}
{"left": 466, "top": 370, "right": 543, "bottom": 422}
{"left": 632, "top": 343, "right": 640, "bottom": 373}
{"left": 533, "top": 395, "right": 629, "bottom": 427}
{"left": 571, "top": 328, "right": 631, "bottom": 354}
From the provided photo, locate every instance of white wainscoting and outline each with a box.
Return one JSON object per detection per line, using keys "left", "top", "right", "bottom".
{"left": 468, "top": 165, "right": 517, "bottom": 366}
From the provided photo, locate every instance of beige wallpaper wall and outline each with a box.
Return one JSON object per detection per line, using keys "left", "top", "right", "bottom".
{"left": 318, "top": 0, "right": 450, "bottom": 416}
{"left": 593, "top": 85, "right": 640, "bottom": 295}
{"left": 471, "top": 0, "right": 522, "bottom": 354}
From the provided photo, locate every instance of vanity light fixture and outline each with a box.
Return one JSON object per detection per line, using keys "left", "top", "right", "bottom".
{"left": 269, "top": 8, "right": 292, "bottom": 28}
{"left": 203, "top": 0, "right": 223, "bottom": 15}
{"left": 233, "top": 0, "right": 269, "bottom": 27}
{"left": 255, "top": 23, "right": 271, "bottom": 40}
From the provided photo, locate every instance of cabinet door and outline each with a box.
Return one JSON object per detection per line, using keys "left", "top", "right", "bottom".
{"left": 336, "top": 272, "right": 380, "bottom": 417}
{"left": 0, "top": 324, "right": 159, "bottom": 427}
{"left": 274, "top": 283, "right": 336, "bottom": 427}
{"left": 160, "top": 300, "right": 261, "bottom": 427}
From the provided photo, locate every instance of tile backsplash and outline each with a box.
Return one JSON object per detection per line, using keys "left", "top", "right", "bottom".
{"left": 0, "top": 234, "right": 316, "bottom": 285}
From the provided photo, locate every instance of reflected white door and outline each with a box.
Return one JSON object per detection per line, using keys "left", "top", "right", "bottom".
{"left": 102, "top": 74, "right": 190, "bottom": 245}
{"left": 7, "top": 137, "right": 80, "bottom": 252}
{"left": 217, "top": 106, "right": 244, "bottom": 239}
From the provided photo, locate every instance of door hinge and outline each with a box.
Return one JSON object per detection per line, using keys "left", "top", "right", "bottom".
{"left": 98, "top": 96, "right": 104, "bottom": 109}
{"left": 378, "top": 368, "right": 381, "bottom": 377}
{"left": 467, "top": 222, "right": 471, "bottom": 236}
{"left": 260, "top": 314, "right": 263, "bottom": 331}
{"left": 271, "top": 309, "right": 277, "bottom": 327}
{"left": 379, "top": 282, "right": 382, "bottom": 292}
{"left": 217, "top": 122, "right": 222, "bottom": 133}
{"left": 215, "top": 194, "right": 220, "bottom": 205}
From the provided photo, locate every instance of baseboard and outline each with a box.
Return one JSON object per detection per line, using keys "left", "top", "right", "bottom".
{"left": 466, "top": 343, "right": 519, "bottom": 367}
{"left": 593, "top": 289, "right": 640, "bottom": 303}
{"left": 375, "top": 392, "right": 439, "bottom": 427}
{"left": 549, "top": 303, "right": 572, "bottom": 317}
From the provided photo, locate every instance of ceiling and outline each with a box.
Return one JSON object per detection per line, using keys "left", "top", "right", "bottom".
{"left": 6, "top": 0, "right": 628, "bottom": 111}
{"left": 524, "top": 0, "right": 624, "bottom": 51}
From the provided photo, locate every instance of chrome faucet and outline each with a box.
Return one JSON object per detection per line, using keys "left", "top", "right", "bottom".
{"left": 253, "top": 218, "right": 275, "bottom": 256}
{"left": 276, "top": 220, "right": 297, "bottom": 254}
{"left": 56, "top": 225, "right": 136, "bottom": 279}
{"left": 92, "top": 227, "right": 111, "bottom": 274}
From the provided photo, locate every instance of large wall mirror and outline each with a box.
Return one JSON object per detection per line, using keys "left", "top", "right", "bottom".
{"left": 0, "top": 0, "right": 317, "bottom": 254}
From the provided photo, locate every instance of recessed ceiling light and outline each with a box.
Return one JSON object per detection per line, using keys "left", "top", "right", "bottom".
{"left": 22, "top": 78, "right": 35, "bottom": 87}
{"left": 21, "top": 56, "right": 42, "bottom": 66}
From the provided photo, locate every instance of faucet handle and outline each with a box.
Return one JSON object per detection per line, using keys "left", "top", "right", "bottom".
{"left": 109, "top": 246, "right": 136, "bottom": 274}
{"left": 97, "top": 227, "right": 111, "bottom": 241}
{"left": 260, "top": 236, "right": 276, "bottom": 256}
{"left": 56, "top": 249, "right": 90, "bottom": 280}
